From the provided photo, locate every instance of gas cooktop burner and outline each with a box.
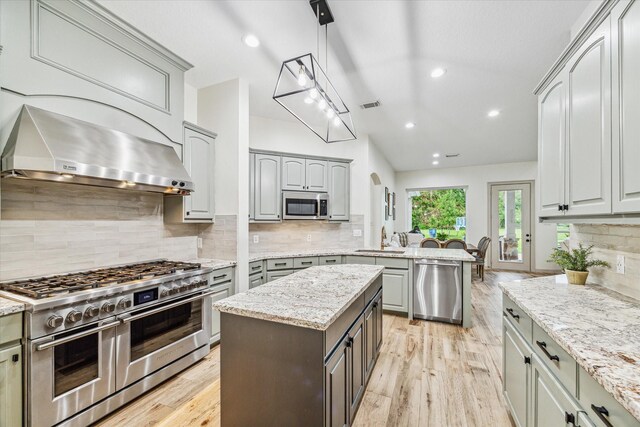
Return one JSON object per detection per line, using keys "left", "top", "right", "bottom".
{"left": 0, "top": 260, "right": 202, "bottom": 299}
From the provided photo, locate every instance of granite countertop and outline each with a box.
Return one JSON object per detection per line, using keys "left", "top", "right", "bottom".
{"left": 249, "top": 247, "right": 475, "bottom": 262}
{"left": 213, "top": 264, "right": 384, "bottom": 330}
{"left": 0, "top": 297, "right": 25, "bottom": 316}
{"left": 499, "top": 275, "right": 640, "bottom": 421}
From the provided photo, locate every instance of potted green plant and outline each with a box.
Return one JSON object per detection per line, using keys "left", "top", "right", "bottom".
{"left": 436, "top": 231, "right": 449, "bottom": 241}
{"left": 547, "top": 243, "right": 610, "bottom": 285}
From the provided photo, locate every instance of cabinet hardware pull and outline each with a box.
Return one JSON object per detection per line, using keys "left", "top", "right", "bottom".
{"left": 301, "top": 261, "right": 312, "bottom": 265}
{"left": 345, "top": 338, "right": 352, "bottom": 348}
{"left": 214, "top": 274, "right": 227, "bottom": 280}
{"left": 326, "top": 259, "right": 336, "bottom": 263}
{"left": 564, "top": 412, "right": 575, "bottom": 425}
{"left": 524, "top": 356, "right": 531, "bottom": 364}
{"left": 506, "top": 308, "right": 520, "bottom": 320}
{"left": 558, "top": 204, "right": 564, "bottom": 211}
{"left": 563, "top": 204, "right": 569, "bottom": 211}
{"left": 591, "top": 405, "right": 613, "bottom": 427}
{"left": 251, "top": 266, "right": 261, "bottom": 270}
{"left": 12, "top": 354, "right": 19, "bottom": 363}
{"left": 536, "top": 341, "right": 560, "bottom": 362}
{"left": 275, "top": 262, "right": 286, "bottom": 266}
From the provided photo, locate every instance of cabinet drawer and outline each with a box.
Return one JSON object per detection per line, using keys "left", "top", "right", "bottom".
{"left": 502, "top": 294, "right": 533, "bottom": 343}
{"left": 266, "top": 270, "right": 294, "bottom": 282}
{"left": 319, "top": 256, "right": 342, "bottom": 265}
{"left": 532, "top": 322, "right": 577, "bottom": 396}
{"left": 294, "top": 257, "right": 318, "bottom": 269}
{"left": 0, "top": 313, "right": 22, "bottom": 346}
{"left": 211, "top": 267, "right": 234, "bottom": 285}
{"left": 267, "top": 258, "right": 294, "bottom": 270}
{"left": 344, "top": 256, "right": 375, "bottom": 265}
{"left": 578, "top": 367, "right": 640, "bottom": 427}
{"left": 375, "top": 257, "right": 409, "bottom": 269}
{"left": 249, "top": 260, "right": 263, "bottom": 274}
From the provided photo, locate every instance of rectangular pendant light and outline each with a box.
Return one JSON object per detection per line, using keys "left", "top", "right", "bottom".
{"left": 273, "top": 53, "right": 356, "bottom": 143}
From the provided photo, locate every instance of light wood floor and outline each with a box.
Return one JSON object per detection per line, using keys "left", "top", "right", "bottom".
{"left": 95, "top": 270, "right": 543, "bottom": 427}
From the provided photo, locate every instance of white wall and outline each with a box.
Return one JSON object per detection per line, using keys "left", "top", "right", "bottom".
{"left": 395, "top": 161, "right": 558, "bottom": 272}
{"left": 184, "top": 83, "right": 198, "bottom": 123}
{"left": 570, "top": 0, "right": 604, "bottom": 39}
{"left": 368, "top": 140, "right": 396, "bottom": 245}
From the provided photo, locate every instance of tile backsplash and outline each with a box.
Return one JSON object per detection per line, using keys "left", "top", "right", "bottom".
{"left": 571, "top": 224, "right": 640, "bottom": 300}
{"left": 0, "top": 180, "right": 235, "bottom": 281}
{"left": 249, "top": 215, "right": 365, "bottom": 254}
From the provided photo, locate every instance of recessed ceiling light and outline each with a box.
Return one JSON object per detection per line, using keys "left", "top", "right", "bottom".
{"left": 405, "top": 122, "right": 415, "bottom": 129}
{"left": 488, "top": 109, "right": 500, "bottom": 118}
{"left": 433, "top": 153, "right": 440, "bottom": 158}
{"left": 242, "top": 34, "right": 260, "bottom": 48}
{"left": 430, "top": 68, "right": 446, "bottom": 78}
{"left": 432, "top": 160, "right": 439, "bottom": 165}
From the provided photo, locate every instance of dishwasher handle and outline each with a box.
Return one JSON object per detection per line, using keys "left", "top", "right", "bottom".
{"left": 415, "top": 260, "right": 461, "bottom": 267}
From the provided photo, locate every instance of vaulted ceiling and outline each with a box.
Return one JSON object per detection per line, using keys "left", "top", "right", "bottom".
{"left": 98, "top": 0, "right": 590, "bottom": 171}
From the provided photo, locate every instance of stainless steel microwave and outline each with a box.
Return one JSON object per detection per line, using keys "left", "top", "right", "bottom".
{"left": 282, "top": 191, "right": 329, "bottom": 220}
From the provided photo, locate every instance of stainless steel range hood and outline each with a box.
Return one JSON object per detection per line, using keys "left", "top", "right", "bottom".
{"left": 1, "top": 105, "right": 193, "bottom": 194}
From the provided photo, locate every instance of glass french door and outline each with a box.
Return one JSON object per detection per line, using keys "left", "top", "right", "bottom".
{"left": 490, "top": 183, "right": 532, "bottom": 271}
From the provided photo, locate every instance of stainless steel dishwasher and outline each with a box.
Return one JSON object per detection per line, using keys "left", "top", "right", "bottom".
{"left": 413, "top": 259, "right": 462, "bottom": 324}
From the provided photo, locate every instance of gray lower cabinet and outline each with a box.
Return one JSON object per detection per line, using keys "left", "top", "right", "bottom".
{"left": 319, "top": 256, "right": 342, "bottom": 266}
{"left": 325, "top": 340, "right": 349, "bottom": 427}
{"left": 364, "top": 291, "right": 383, "bottom": 381}
{"left": 348, "top": 314, "right": 365, "bottom": 419}
{"left": 503, "top": 317, "right": 530, "bottom": 427}
{"left": 530, "top": 353, "right": 580, "bottom": 427}
{"left": 266, "top": 269, "right": 294, "bottom": 282}
{"left": 210, "top": 283, "right": 232, "bottom": 345}
{"left": 249, "top": 272, "right": 264, "bottom": 289}
{"left": 381, "top": 269, "right": 409, "bottom": 312}
{"left": 0, "top": 344, "right": 22, "bottom": 427}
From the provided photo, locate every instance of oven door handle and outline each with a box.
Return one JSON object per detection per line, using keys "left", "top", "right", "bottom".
{"left": 35, "top": 320, "right": 121, "bottom": 351}
{"left": 118, "top": 290, "right": 216, "bottom": 324}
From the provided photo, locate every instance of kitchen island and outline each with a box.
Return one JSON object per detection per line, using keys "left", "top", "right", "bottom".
{"left": 213, "top": 264, "right": 384, "bottom": 427}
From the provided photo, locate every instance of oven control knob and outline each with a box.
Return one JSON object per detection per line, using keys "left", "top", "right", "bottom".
{"left": 84, "top": 306, "right": 100, "bottom": 318}
{"left": 179, "top": 285, "right": 188, "bottom": 292}
{"left": 169, "top": 286, "right": 179, "bottom": 295}
{"left": 66, "top": 310, "right": 83, "bottom": 323}
{"left": 46, "top": 315, "right": 64, "bottom": 328}
{"left": 160, "top": 288, "right": 170, "bottom": 298}
{"left": 117, "top": 299, "right": 132, "bottom": 309}
{"left": 102, "top": 302, "right": 116, "bottom": 313}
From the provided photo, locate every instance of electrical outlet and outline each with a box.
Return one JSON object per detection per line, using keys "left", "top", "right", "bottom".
{"left": 197, "top": 237, "right": 203, "bottom": 249}
{"left": 307, "top": 234, "right": 312, "bottom": 242}
{"left": 253, "top": 235, "right": 259, "bottom": 244}
{"left": 616, "top": 255, "right": 625, "bottom": 274}
{"left": 353, "top": 229, "right": 362, "bottom": 237}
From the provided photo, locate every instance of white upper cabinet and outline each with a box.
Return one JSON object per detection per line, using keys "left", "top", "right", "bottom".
{"left": 183, "top": 125, "right": 215, "bottom": 220}
{"left": 282, "top": 157, "right": 328, "bottom": 192}
{"left": 305, "top": 159, "right": 329, "bottom": 192}
{"left": 612, "top": 0, "right": 640, "bottom": 213}
{"left": 282, "top": 157, "right": 306, "bottom": 191}
{"left": 538, "top": 73, "right": 567, "bottom": 217}
{"left": 164, "top": 123, "right": 215, "bottom": 223}
{"left": 565, "top": 19, "right": 612, "bottom": 216}
{"left": 254, "top": 154, "right": 281, "bottom": 221}
{"left": 328, "top": 162, "right": 350, "bottom": 221}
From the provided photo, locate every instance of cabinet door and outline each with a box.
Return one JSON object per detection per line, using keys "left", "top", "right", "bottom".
{"left": 382, "top": 269, "right": 409, "bottom": 312}
{"left": 503, "top": 318, "right": 530, "bottom": 427}
{"left": 364, "top": 304, "right": 375, "bottom": 380}
{"left": 348, "top": 315, "right": 365, "bottom": 420}
{"left": 249, "top": 273, "right": 263, "bottom": 289}
{"left": 612, "top": 0, "right": 640, "bottom": 213}
{"left": 249, "top": 153, "right": 255, "bottom": 220}
{"left": 0, "top": 345, "right": 22, "bottom": 427}
{"left": 373, "top": 292, "right": 383, "bottom": 353}
{"left": 211, "top": 286, "right": 231, "bottom": 343}
{"left": 282, "top": 156, "right": 306, "bottom": 191}
{"left": 306, "top": 159, "right": 329, "bottom": 192}
{"left": 266, "top": 269, "right": 294, "bottom": 282}
{"left": 183, "top": 127, "right": 215, "bottom": 220}
{"left": 255, "top": 154, "right": 281, "bottom": 220}
{"left": 328, "top": 162, "right": 350, "bottom": 221}
{"left": 565, "top": 19, "right": 612, "bottom": 216}
{"left": 530, "top": 354, "right": 580, "bottom": 427}
{"left": 325, "top": 340, "right": 349, "bottom": 427}
{"left": 538, "top": 72, "right": 567, "bottom": 217}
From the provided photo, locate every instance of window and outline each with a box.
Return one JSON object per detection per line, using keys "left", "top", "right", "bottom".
{"left": 411, "top": 188, "right": 466, "bottom": 240}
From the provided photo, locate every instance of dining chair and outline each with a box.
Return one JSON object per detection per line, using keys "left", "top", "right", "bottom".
{"left": 443, "top": 239, "right": 467, "bottom": 250}
{"left": 472, "top": 237, "right": 492, "bottom": 280}
{"left": 420, "top": 238, "right": 441, "bottom": 248}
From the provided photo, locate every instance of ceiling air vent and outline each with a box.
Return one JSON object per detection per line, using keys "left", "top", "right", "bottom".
{"left": 360, "top": 100, "right": 381, "bottom": 109}
{"left": 445, "top": 153, "right": 460, "bottom": 158}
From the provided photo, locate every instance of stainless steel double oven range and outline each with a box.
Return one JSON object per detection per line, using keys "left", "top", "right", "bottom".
{"left": 0, "top": 260, "right": 214, "bottom": 427}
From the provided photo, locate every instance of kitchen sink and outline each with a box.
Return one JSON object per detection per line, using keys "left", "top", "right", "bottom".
{"left": 354, "top": 249, "right": 405, "bottom": 254}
